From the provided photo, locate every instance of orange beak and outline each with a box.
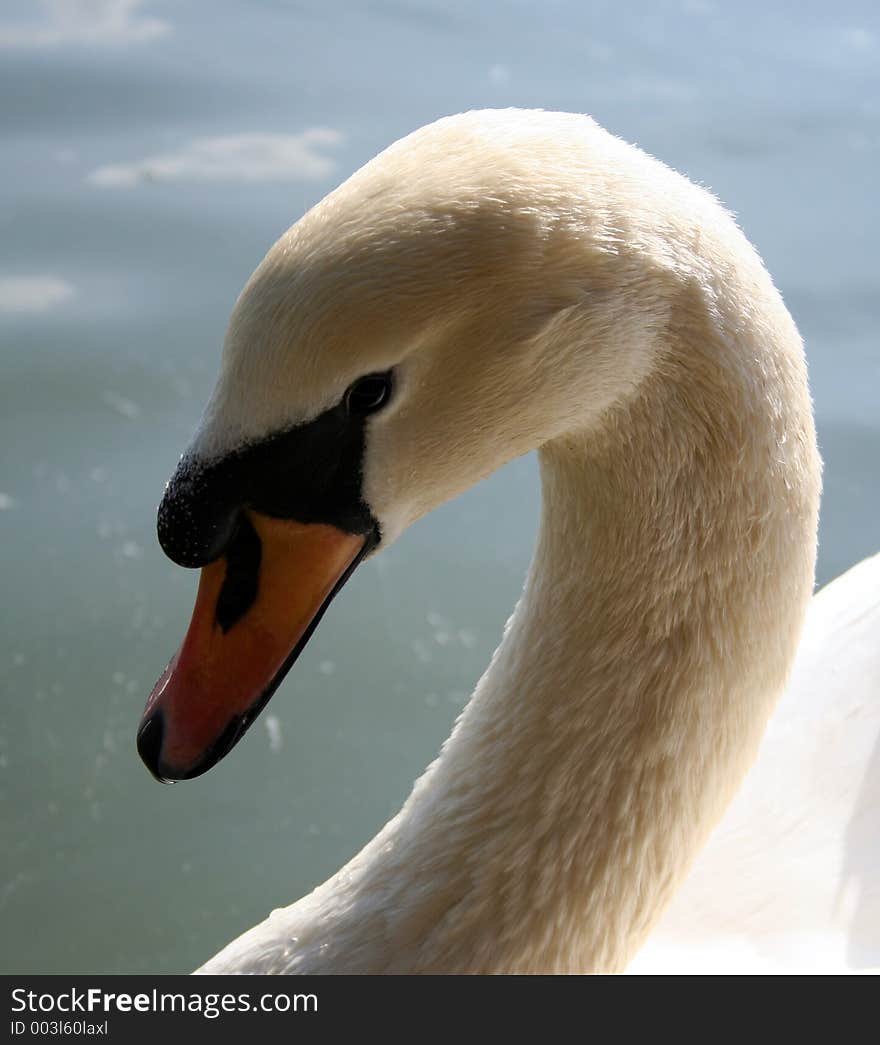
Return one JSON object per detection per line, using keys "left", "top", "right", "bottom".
{"left": 137, "top": 512, "right": 366, "bottom": 781}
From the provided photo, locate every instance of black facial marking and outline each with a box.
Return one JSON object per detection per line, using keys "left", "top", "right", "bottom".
{"left": 157, "top": 377, "right": 389, "bottom": 572}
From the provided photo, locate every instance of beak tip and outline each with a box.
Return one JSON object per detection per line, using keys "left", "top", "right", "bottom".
{"left": 137, "top": 704, "right": 250, "bottom": 783}
{"left": 137, "top": 710, "right": 174, "bottom": 784}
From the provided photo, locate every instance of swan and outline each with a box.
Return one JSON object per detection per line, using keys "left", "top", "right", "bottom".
{"left": 136, "top": 108, "right": 870, "bottom": 973}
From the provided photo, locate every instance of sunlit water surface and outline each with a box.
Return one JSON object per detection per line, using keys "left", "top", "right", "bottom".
{"left": 1, "top": 0, "right": 878, "bottom": 972}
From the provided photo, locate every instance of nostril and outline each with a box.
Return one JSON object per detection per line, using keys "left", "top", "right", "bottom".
{"left": 157, "top": 457, "right": 242, "bottom": 568}
{"left": 215, "top": 516, "right": 262, "bottom": 632}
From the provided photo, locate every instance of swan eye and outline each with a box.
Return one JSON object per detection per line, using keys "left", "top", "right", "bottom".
{"left": 345, "top": 372, "right": 392, "bottom": 416}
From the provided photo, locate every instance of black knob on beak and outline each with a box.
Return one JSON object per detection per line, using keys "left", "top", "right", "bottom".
{"left": 157, "top": 455, "right": 242, "bottom": 568}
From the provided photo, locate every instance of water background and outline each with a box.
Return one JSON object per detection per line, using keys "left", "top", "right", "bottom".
{"left": 1, "top": 0, "right": 878, "bottom": 972}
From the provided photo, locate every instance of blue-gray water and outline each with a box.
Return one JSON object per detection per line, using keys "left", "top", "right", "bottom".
{"left": 1, "top": 0, "right": 878, "bottom": 973}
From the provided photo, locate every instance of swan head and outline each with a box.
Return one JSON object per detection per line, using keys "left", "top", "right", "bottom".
{"left": 137, "top": 110, "right": 737, "bottom": 781}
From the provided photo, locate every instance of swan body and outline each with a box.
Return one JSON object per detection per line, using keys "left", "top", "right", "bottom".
{"left": 149, "top": 109, "right": 834, "bottom": 973}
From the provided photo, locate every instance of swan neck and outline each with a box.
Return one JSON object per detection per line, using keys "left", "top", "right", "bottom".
{"left": 376, "top": 356, "right": 817, "bottom": 973}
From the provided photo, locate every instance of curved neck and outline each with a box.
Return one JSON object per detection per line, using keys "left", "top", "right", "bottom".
{"left": 279, "top": 341, "right": 817, "bottom": 974}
